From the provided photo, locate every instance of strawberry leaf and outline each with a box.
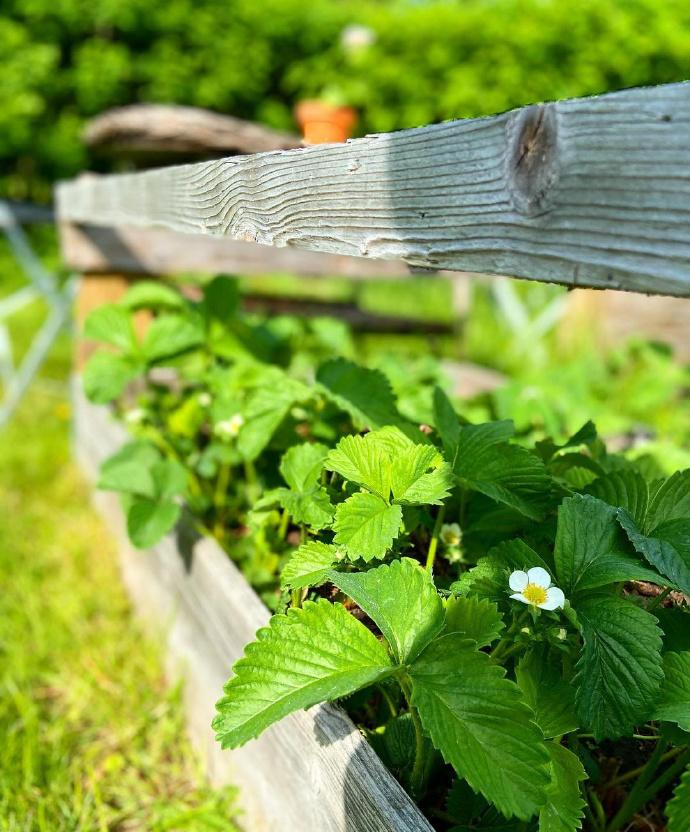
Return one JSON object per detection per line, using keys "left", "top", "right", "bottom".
{"left": 126, "top": 498, "right": 180, "bottom": 548}
{"left": 83, "top": 351, "right": 143, "bottom": 404}
{"left": 619, "top": 511, "right": 690, "bottom": 596}
{"left": 316, "top": 358, "right": 402, "bottom": 430}
{"left": 554, "top": 494, "right": 667, "bottom": 594}
{"left": 667, "top": 762, "right": 690, "bottom": 832}
{"left": 280, "top": 443, "right": 329, "bottom": 492}
{"left": 120, "top": 280, "right": 186, "bottom": 311}
{"left": 654, "top": 652, "right": 690, "bottom": 732}
{"left": 98, "top": 441, "right": 160, "bottom": 498}
{"left": 281, "top": 542, "right": 343, "bottom": 590}
{"left": 574, "top": 595, "right": 663, "bottom": 739}
{"left": 444, "top": 595, "right": 504, "bottom": 648}
{"left": 391, "top": 443, "right": 453, "bottom": 506}
{"left": 516, "top": 648, "right": 579, "bottom": 739}
{"left": 333, "top": 492, "right": 403, "bottom": 561}
{"left": 213, "top": 600, "right": 394, "bottom": 748}
{"left": 410, "top": 633, "right": 550, "bottom": 820}
{"left": 141, "top": 314, "right": 204, "bottom": 362}
{"left": 330, "top": 558, "right": 444, "bottom": 664}
{"left": 539, "top": 743, "right": 587, "bottom": 832}
{"left": 325, "top": 433, "right": 392, "bottom": 498}
{"left": 84, "top": 303, "right": 137, "bottom": 353}
{"left": 646, "top": 470, "right": 690, "bottom": 530}
{"left": 237, "top": 376, "right": 311, "bottom": 461}
{"left": 453, "top": 423, "right": 551, "bottom": 520}
{"left": 585, "top": 469, "right": 649, "bottom": 527}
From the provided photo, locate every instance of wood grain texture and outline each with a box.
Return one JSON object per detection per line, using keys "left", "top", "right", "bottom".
{"left": 59, "top": 221, "right": 435, "bottom": 279}
{"left": 58, "top": 82, "right": 690, "bottom": 296}
{"left": 72, "top": 382, "right": 432, "bottom": 832}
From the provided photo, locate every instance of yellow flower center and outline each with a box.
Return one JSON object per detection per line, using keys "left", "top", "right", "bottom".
{"left": 523, "top": 583, "right": 548, "bottom": 606}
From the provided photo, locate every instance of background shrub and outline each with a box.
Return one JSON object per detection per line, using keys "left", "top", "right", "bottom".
{"left": 3, "top": 0, "right": 690, "bottom": 200}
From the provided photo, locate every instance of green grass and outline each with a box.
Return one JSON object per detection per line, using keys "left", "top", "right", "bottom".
{"left": 0, "top": 266, "right": 239, "bottom": 829}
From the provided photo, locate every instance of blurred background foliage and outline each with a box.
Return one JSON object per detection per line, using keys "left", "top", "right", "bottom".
{"left": 3, "top": 0, "right": 690, "bottom": 201}
{"left": 3, "top": 0, "right": 690, "bottom": 467}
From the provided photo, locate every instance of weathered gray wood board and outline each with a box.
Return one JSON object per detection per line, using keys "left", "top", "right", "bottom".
{"left": 72, "top": 383, "right": 432, "bottom": 832}
{"left": 59, "top": 221, "right": 439, "bottom": 280}
{"left": 58, "top": 82, "right": 690, "bottom": 296}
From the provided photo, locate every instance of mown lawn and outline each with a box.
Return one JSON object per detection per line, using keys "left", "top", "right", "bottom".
{"left": 0, "top": 278, "right": 239, "bottom": 829}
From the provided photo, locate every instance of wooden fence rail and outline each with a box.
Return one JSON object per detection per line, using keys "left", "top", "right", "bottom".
{"left": 58, "top": 221, "right": 432, "bottom": 280}
{"left": 58, "top": 81, "right": 690, "bottom": 297}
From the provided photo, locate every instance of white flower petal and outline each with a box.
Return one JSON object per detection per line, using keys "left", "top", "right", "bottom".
{"left": 540, "top": 587, "right": 565, "bottom": 611}
{"left": 510, "top": 592, "right": 530, "bottom": 605}
{"left": 509, "top": 570, "right": 529, "bottom": 592}
{"left": 440, "top": 522, "right": 461, "bottom": 546}
{"left": 527, "top": 566, "right": 552, "bottom": 589}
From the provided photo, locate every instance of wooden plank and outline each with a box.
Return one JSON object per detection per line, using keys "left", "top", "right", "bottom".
{"left": 74, "top": 273, "right": 154, "bottom": 368}
{"left": 241, "top": 294, "right": 454, "bottom": 333}
{"left": 58, "top": 82, "right": 690, "bottom": 297}
{"left": 74, "top": 274, "right": 131, "bottom": 368}
{"left": 59, "top": 221, "right": 439, "bottom": 280}
{"left": 72, "top": 383, "right": 433, "bottom": 832}
{"left": 85, "top": 103, "right": 301, "bottom": 157}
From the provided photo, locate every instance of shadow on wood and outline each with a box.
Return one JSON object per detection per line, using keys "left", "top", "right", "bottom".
{"left": 60, "top": 221, "right": 438, "bottom": 281}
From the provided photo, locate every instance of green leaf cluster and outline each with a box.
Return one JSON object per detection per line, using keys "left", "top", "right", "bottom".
{"left": 434, "top": 387, "right": 552, "bottom": 520}
{"left": 98, "top": 440, "right": 186, "bottom": 547}
{"left": 84, "top": 278, "right": 690, "bottom": 830}
{"left": 215, "top": 559, "right": 552, "bottom": 821}
{"left": 255, "top": 443, "right": 334, "bottom": 530}
{"left": 327, "top": 428, "right": 453, "bottom": 560}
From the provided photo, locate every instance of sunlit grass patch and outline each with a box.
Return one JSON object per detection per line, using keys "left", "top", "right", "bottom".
{"left": 0, "top": 390, "right": 239, "bottom": 830}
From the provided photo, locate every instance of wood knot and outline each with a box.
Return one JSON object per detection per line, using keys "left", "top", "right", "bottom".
{"left": 507, "top": 103, "right": 560, "bottom": 216}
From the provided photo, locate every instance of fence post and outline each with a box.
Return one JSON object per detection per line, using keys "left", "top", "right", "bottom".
{"left": 74, "top": 273, "right": 141, "bottom": 369}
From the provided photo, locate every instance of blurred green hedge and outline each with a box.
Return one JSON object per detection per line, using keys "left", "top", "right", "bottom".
{"left": 3, "top": 0, "right": 690, "bottom": 200}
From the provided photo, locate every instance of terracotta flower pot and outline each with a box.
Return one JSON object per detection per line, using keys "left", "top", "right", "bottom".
{"left": 294, "top": 100, "right": 357, "bottom": 145}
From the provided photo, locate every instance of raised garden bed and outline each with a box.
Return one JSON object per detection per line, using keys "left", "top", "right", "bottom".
{"left": 72, "top": 379, "right": 433, "bottom": 832}
{"left": 60, "top": 82, "right": 690, "bottom": 832}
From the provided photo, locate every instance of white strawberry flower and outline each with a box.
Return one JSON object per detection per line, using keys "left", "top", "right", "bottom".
{"left": 124, "top": 407, "right": 146, "bottom": 425}
{"left": 509, "top": 567, "right": 565, "bottom": 611}
{"left": 214, "top": 413, "right": 244, "bottom": 440}
{"left": 440, "top": 522, "right": 462, "bottom": 547}
{"left": 197, "top": 392, "right": 212, "bottom": 408}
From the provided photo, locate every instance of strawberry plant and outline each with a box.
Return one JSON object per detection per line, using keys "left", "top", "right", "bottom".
{"left": 84, "top": 279, "right": 690, "bottom": 831}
